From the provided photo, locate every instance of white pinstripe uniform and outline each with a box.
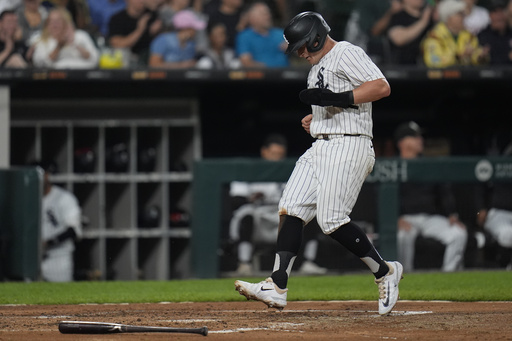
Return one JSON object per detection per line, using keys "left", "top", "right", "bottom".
{"left": 41, "top": 186, "right": 82, "bottom": 282}
{"left": 279, "top": 41, "right": 385, "bottom": 234}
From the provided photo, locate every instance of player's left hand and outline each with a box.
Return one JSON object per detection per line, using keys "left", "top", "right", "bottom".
{"left": 301, "top": 114, "right": 312, "bottom": 134}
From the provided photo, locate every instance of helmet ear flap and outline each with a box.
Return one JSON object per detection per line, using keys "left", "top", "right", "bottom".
{"left": 306, "top": 29, "right": 328, "bottom": 53}
{"left": 306, "top": 34, "right": 323, "bottom": 53}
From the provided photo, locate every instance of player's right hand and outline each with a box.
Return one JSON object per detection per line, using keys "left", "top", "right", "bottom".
{"left": 301, "top": 114, "right": 312, "bottom": 134}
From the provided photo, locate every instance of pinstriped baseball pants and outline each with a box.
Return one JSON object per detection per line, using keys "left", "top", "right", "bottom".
{"left": 279, "top": 136, "right": 375, "bottom": 234}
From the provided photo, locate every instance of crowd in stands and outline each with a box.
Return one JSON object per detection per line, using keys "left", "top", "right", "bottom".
{"left": 0, "top": 0, "right": 511, "bottom": 69}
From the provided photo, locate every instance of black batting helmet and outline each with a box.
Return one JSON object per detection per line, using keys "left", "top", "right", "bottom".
{"left": 284, "top": 11, "right": 331, "bottom": 54}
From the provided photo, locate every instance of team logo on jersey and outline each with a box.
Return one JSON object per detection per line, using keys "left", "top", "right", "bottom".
{"left": 315, "top": 67, "right": 329, "bottom": 89}
{"left": 46, "top": 209, "right": 59, "bottom": 227}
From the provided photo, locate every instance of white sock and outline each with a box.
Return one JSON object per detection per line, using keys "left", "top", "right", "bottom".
{"left": 238, "top": 242, "right": 253, "bottom": 263}
{"left": 303, "top": 240, "right": 318, "bottom": 261}
{"left": 361, "top": 256, "right": 381, "bottom": 273}
{"left": 272, "top": 253, "right": 297, "bottom": 277}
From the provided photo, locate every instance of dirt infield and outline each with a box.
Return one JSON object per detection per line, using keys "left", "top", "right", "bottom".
{"left": 0, "top": 300, "right": 511, "bottom": 340}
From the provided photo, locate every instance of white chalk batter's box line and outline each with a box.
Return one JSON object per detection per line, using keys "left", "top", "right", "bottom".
{"left": 159, "top": 312, "right": 433, "bottom": 335}
{"left": 209, "top": 327, "right": 303, "bottom": 334}
{"left": 25, "top": 309, "right": 433, "bottom": 323}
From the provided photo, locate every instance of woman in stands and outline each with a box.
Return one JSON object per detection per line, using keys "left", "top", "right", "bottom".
{"left": 31, "top": 7, "right": 99, "bottom": 69}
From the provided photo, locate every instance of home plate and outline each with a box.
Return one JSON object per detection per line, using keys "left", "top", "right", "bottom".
{"left": 363, "top": 310, "right": 433, "bottom": 316}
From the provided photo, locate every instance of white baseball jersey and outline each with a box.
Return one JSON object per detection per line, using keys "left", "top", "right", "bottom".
{"left": 41, "top": 185, "right": 82, "bottom": 281}
{"left": 308, "top": 41, "right": 385, "bottom": 138}
{"left": 279, "top": 41, "right": 386, "bottom": 234}
{"left": 484, "top": 208, "right": 512, "bottom": 248}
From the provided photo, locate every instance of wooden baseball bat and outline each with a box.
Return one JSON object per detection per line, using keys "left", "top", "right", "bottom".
{"left": 58, "top": 321, "right": 208, "bottom": 336}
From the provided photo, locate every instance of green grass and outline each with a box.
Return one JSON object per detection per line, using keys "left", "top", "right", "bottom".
{"left": 0, "top": 271, "right": 510, "bottom": 305}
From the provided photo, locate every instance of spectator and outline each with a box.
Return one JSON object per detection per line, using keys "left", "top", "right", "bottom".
{"left": 158, "top": 0, "right": 190, "bottom": 31}
{"left": 394, "top": 121, "right": 467, "bottom": 273}
{"left": 158, "top": 0, "right": 207, "bottom": 51}
{"left": 422, "top": 0, "right": 488, "bottom": 68}
{"left": 507, "top": 0, "right": 512, "bottom": 28}
{"left": 235, "top": 1, "right": 288, "bottom": 68}
{"left": 87, "top": 0, "right": 125, "bottom": 37}
{"left": 463, "top": 0, "right": 490, "bottom": 35}
{"left": 0, "top": 0, "right": 22, "bottom": 13}
{"left": 41, "top": 0, "right": 92, "bottom": 31}
{"left": 244, "top": 0, "right": 287, "bottom": 27}
{"left": 16, "top": 0, "right": 48, "bottom": 45}
{"left": 36, "top": 161, "right": 82, "bottom": 282}
{"left": 145, "top": 0, "right": 164, "bottom": 12}
{"left": 196, "top": 21, "right": 240, "bottom": 69}
{"left": 387, "top": 0, "right": 434, "bottom": 65}
{"left": 148, "top": 9, "right": 205, "bottom": 68}
{"left": 344, "top": 0, "right": 403, "bottom": 64}
{"left": 108, "top": 0, "right": 162, "bottom": 66}
{"left": 229, "top": 134, "right": 327, "bottom": 276}
{"left": 0, "top": 10, "right": 29, "bottom": 68}
{"left": 31, "top": 7, "right": 99, "bottom": 68}
{"left": 477, "top": 0, "right": 512, "bottom": 64}
{"left": 203, "top": 0, "right": 245, "bottom": 49}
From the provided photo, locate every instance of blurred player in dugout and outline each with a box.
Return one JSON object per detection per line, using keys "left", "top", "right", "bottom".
{"left": 394, "top": 122, "right": 467, "bottom": 272}
{"left": 229, "top": 134, "right": 327, "bottom": 276}
{"left": 36, "top": 161, "right": 82, "bottom": 282}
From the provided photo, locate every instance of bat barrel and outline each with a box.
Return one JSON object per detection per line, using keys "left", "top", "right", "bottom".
{"left": 59, "top": 322, "right": 122, "bottom": 334}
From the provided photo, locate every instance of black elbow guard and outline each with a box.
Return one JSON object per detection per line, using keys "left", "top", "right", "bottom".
{"left": 299, "top": 88, "right": 358, "bottom": 109}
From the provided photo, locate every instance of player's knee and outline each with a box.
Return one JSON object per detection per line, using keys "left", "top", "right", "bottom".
{"left": 316, "top": 215, "right": 350, "bottom": 234}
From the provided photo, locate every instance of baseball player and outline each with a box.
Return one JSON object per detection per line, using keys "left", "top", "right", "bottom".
{"left": 235, "top": 11, "right": 403, "bottom": 315}
{"left": 38, "top": 161, "right": 82, "bottom": 282}
{"left": 394, "top": 122, "right": 467, "bottom": 272}
{"left": 477, "top": 136, "right": 512, "bottom": 269}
